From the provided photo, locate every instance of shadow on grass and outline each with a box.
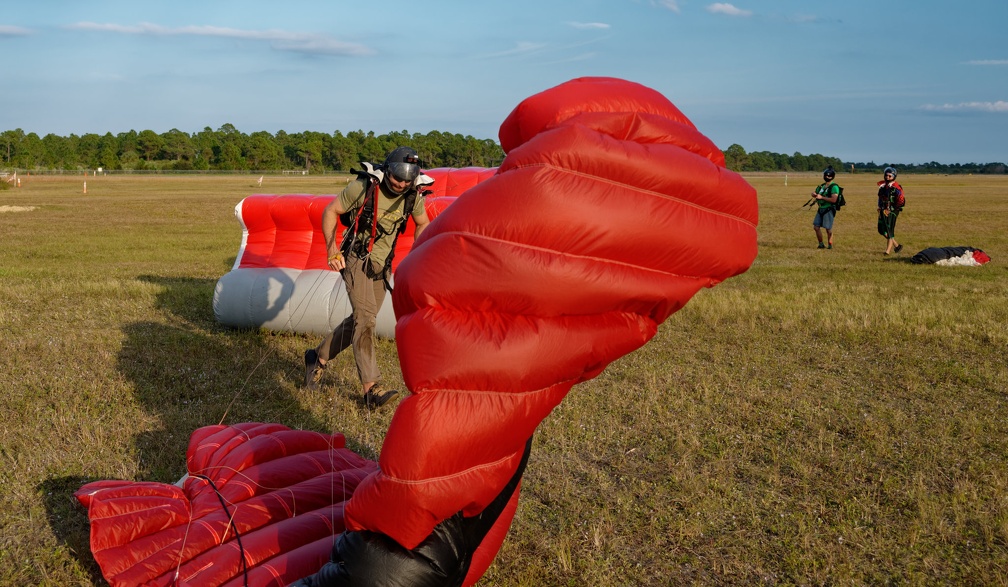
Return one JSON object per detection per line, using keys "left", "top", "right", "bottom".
{"left": 50, "top": 274, "right": 335, "bottom": 580}
{"left": 38, "top": 476, "right": 105, "bottom": 584}
{"left": 117, "top": 275, "right": 329, "bottom": 480}
{"left": 140, "top": 274, "right": 223, "bottom": 327}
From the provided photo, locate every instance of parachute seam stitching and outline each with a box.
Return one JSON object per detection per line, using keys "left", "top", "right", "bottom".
{"left": 368, "top": 451, "right": 523, "bottom": 486}
{"left": 428, "top": 230, "right": 715, "bottom": 282}
{"left": 505, "top": 161, "right": 758, "bottom": 228}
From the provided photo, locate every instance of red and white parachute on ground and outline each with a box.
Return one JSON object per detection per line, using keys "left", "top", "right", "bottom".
{"left": 76, "top": 77, "right": 759, "bottom": 586}
{"left": 212, "top": 166, "right": 495, "bottom": 337}
{"left": 909, "top": 245, "right": 992, "bottom": 266}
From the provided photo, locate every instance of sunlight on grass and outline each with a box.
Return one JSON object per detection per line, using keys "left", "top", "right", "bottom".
{"left": 2, "top": 173, "right": 1006, "bottom": 585}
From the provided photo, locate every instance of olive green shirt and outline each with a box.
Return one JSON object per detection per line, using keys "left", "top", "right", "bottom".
{"left": 339, "top": 177, "right": 424, "bottom": 274}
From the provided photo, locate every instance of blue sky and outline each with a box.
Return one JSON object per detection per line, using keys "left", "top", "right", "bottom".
{"left": 2, "top": 0, "right": 1006, "bottom": 164}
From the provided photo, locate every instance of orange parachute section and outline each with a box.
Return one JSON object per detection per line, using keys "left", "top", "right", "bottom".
{"left": 76, "top": 77, "right": 758, "bottom": 587}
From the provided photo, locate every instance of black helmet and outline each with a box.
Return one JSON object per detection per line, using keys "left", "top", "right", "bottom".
{"left": 384, "top": 147, "right": 420, "bottom": 183}
{"left": 883, "top": 166, "right": 897, "bottom": 179}
{"left": 823, "top": 166, "right": 835, "bottom": 181}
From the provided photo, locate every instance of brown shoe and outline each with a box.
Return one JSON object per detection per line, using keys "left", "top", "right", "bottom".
{"left": 304, "top": 349, "right": 324, "bottom": 390}
{"left": 363, "top": 384, "right": 399, "bottom": 409}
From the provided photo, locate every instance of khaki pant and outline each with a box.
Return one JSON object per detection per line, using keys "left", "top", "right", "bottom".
{"left": 316, "top": 255, "right": 387, "bottom": 386}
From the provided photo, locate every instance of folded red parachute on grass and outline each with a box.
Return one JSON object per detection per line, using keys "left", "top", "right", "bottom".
{"left": 75, "top": 423, "right": 374, "bottom": 587}
{"left": 76, "top": 76, "right": 760, "bottom": 586}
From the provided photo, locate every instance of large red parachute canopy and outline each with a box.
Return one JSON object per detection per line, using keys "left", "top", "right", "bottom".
{"left": 337, "top": 75, "right": 758, "bottom": 582}
{"left": 75, "top": 77, "right": 758, "bottom": 586}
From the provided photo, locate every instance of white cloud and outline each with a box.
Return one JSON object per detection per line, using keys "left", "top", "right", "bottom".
{"left": 567, "top": 21, "right": 611, "bottom": 30}
{"left": 482, "top": 41, "right": 548, "bottom": 58}
{"left": 966, "top": 60, "right": 1008, "bottom": 66}
{"left": 0, "top": 25, "right": 33, "bottom": 36}
{"left": 652, "top": 0, "right": 681, "bottom": 14}
{"left": 921, "top": 101, "right": 1008, "bottom": 113}
{"left": 64, "top": 22, "right": 373, "bottom": 56}
{"left": 707, "top": 3, "right": 753, "bottom": 17}
{"left": 541, "top": 52, "right": 597, "bottom": 65}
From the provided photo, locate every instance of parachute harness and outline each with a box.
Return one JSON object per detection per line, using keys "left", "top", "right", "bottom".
{"left": 344, "top": 175, "right": 381, "bottom": 260}
{"left": 340, "top": 170, "right": 420, "bottom": 285}
{"left": 369, "top": 178, "right": 381, "bottom": 254}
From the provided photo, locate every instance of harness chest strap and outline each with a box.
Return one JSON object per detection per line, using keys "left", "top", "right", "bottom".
{"left": 344, "top": 176, "right": 418, "bottom": 268}
{"left": 347, "top": 176, "right": 381, "bottom": 255}
{"left": 368, "top": 179, "right": 379, "bottom": 253}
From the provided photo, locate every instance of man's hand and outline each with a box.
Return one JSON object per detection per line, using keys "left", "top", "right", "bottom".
{"left": 322, "top": 197, "right": 348, "bottom": 271}
{"left": 327, "top": 246, "right": 346, "bottom": 271}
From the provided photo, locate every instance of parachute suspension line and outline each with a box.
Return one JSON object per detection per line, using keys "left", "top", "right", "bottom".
{"left": 289, "top": 179, "right": 385, "bottom": 333}
{"left": 217, "top": 348, "right": 276, "bottom": 426}
{"left": 214, "top": 265, "right": 335, "bottom": 426}
{"left": 172, "top": 510, "right": 196, "bottom": 586}
{"left": 346, "top": 177, "right": 375, "bottom": 254}
{"left": 288, "top": 182, "right": 376, "bottom": 338}
{"left": 327, "top": 432, "right": 350, "bottom": 548}
{"left": 216, "top": 199, "right": 356, "bottom": 426}
{"left": 368, "top": 179, "right": 379, "bottom": 254}
{"left": 343, "top": 175, "right": 379, "bottom": 259}
{"left": 278, "top": 268, "right": 329, "bottom": 332}
{"left": 191, "top": 473, "right": 250, "bottom": 587}
{"left": 219, "top": 181, "right": 382, "bottom": 448}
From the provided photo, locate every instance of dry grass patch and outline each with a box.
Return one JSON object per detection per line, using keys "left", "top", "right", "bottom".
{"left": 1, "top": 172, "right": 1007, "bottom": 586}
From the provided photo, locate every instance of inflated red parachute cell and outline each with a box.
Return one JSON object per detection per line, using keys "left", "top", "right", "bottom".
{"left": 212, "top": 167, "right": 494, "bottom": 337}
{"left": 76, "top": 423, "right": 377, "bottom": 586}
{"left": 326, "top": 76, "right": 758, "bottom": 584}
{"left": 395, "top": 166, "right": 498, "bottom": 254}
{"left": 75, "top": 77, "right": 758, "bottom": 587}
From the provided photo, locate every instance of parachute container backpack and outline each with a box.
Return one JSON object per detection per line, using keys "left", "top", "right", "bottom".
{"left": 74, "top": 77, "right": 759, "bottom": 587}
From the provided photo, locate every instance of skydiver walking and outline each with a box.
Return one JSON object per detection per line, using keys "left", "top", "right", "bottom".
{"left": 877, "top": 166, "right": 905, "bottom": 255}
{"left": 303, "top": 147, "right": 431, "bottom": 409}
{"left": 810, "top": 166, "right": 841, "bottom": 249}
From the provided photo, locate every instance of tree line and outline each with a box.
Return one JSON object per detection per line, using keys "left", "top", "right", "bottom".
{"left": 723, "top": 143, "right": 1007, "bottom": 175}
{"left": 2, "top": 127, "right": 1004, "bottom": 175}
{"left": 0, "top": 125, "right": 504, "bottom": 173}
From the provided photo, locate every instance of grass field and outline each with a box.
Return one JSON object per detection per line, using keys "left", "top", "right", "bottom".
{"left": 1, "top": 172, "right": 1006, "bottom": 586}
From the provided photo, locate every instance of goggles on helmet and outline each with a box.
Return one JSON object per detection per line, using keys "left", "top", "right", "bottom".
{"left": 387, "top": 160, "right": 420, "bottom": 183}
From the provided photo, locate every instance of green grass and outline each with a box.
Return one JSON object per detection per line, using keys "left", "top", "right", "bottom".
{"left": 1, "top": 173, "right": 1006, "bottom": 586}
